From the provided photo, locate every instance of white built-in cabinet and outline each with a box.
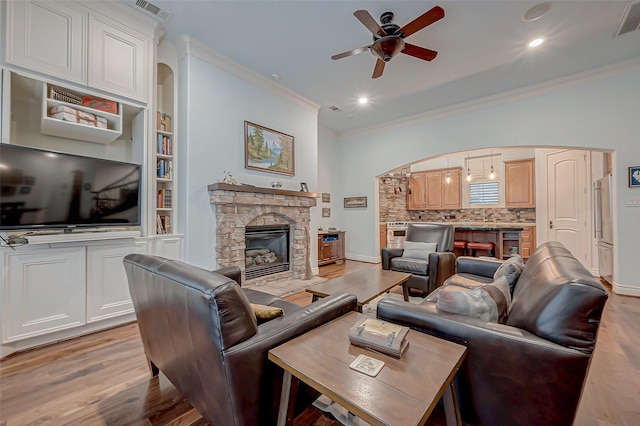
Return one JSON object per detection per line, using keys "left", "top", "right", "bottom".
{"left": 0, "top": 0, "right": 165, "bottom": 358}
{"left": 6, "top": 0, "right": 149, "bottom": 102}
{"left": 86, "top": 240, "right": 148, "bottom": 323}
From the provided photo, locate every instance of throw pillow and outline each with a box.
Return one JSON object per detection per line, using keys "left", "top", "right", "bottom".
{"left": 436, "top": 276, "right": 511, "bottom": 323}
{"left": 250, "top": 303, "right": 284, "bottom": 324}
{"left": 493, "top": 255, "right": 524, "bottom": 294}
{"left": 402, "top": 241, "right": 438, "bottom": 261}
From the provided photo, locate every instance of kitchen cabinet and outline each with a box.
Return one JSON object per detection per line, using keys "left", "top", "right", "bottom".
{"left": 380, "top": 223, "right": 387, "bottom": 248}
{"left": 505, "top": 158, "right": 535, "bottom": 208}
{"left": 408, "top": 168, "right": 461, "bottom": 210}
{"left": 407, "top": 171, "right": 427, "bottom": 210}
{"left": 521, "top": 226, "right": 536, "bottom": 259}
{"left": 318, "top": 231, "right": 345, "bottom": 266}
{"left": 6, "top": 0, "right": 151, "bottom": 102}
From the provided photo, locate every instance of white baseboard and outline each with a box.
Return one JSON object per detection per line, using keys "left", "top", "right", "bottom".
{"left": 311, "top": 266, "right": 319, "bottom": 276}
{"left": 346, "top": 254, "right": 380, "bottom": 264}
{"left": 612, "top": 281, "right": 640, "bottom": 297}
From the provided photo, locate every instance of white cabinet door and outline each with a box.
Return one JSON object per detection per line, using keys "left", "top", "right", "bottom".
{"left": 154, "top": 236, "right": 183, "bottom": 260}
{"left": 3, "top": 247, "right": 86, "bottom": 343}
{"left": 88, "top": 15, "right": 148, "bottom": 102}
{"left": 86, "top": 240, "right": 148, "bottom": 323}
{"left": 6, "top": 0, "right": 85, "bottom": 84}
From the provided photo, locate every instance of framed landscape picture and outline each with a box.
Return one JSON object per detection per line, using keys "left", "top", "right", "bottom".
{"left": 245, "top": 121, "right": 294, "bottom": 176}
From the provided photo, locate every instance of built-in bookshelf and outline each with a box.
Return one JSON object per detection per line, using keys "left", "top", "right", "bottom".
{"left": 155, "top": 63, "right": 175, "bottom": 235}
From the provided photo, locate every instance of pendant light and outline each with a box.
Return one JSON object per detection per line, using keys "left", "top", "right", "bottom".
{"left": 445, "top": 156, "right": 451, "bottom": 184}
{"left": 489, "top": 149, "right": 496, "bottom": 180}
{"left": 466, "top": 152, "right": 472, "bottom": 182}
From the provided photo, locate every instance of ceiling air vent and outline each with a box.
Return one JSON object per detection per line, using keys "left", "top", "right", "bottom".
{"left": 133, "top": 0, "right": 172, "bottom": 23}
{"left": 329, "top": 106, "right": 341, "bottom": 111}
{"left": 614, "top": 2, "right": 640, "bottom": 37}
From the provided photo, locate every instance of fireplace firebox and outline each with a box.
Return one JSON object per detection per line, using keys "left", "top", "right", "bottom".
{"left": 245, "top": 225, "right": 290, "bottom": 279}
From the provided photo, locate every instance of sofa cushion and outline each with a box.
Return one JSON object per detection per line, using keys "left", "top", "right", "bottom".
{"left": 443, "top": 272, "right": 493, "bottom": 289}
{"left": 390, "top": 257, "right": 429, "bottom": 275}
{"left": 436, "top": 276, "right": 511, "bottom": 323}
{"left": 493, "top": 255, "right": 524, "bottom": 294}
{"left": 402, "top": 241, "right": 438, "bottom": 260}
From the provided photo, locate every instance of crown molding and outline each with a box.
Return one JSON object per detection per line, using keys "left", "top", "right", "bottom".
{"left": 176, "top": 35, "right": 320, "bottom": 114}
{"left": 340, "top": 57, "right": 640, "bottom": 140}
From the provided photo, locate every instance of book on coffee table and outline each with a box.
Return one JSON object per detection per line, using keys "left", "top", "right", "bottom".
{"left": 348, "top": 317, "right": 410, "bottom": 359}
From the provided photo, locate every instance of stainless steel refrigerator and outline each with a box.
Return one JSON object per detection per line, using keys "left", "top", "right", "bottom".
{"left": 594, "top": 175, "right": 613, "bottom": 284}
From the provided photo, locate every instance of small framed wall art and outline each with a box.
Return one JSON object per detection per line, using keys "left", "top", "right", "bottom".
{"left": 245, "top": 121, "right": 294, "bottom": 176}
{"left": 629, "top": 166, "right": 640, "bottom": 187}
{"left": 344, "top": 196, "right": 367, "bottom": 208}
{"left": 322, "top": 208, "right": 331, "bottom": 217}
{"left": 322, "top": 192, "right": 330, "bottom": 203}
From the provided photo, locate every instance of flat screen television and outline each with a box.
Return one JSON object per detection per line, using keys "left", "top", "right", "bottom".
{"left": 0, "top": 144, "right": 142, "bottom": 231}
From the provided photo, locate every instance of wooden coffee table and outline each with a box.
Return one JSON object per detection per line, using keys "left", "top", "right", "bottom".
{"left": 269, "top": 311, "right": 467, "bottom": 426}
{"left": 306, "top": 268, "right": 411, "bottom": 312}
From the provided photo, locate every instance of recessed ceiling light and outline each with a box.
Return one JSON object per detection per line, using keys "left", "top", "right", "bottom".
{"left": 528, "top": 38, "right": 544, "bottom": 47}
{"left": 522, "top": 2, "right": 552, "bottom": 22}
{"left": 271, "top": 73, "right": 281, "bottom": 80}
{"left": 358, "top": 97, "right": 368, "bottom": 104}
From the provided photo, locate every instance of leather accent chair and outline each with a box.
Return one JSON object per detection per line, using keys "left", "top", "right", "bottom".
{"left": 123, "top": 254, "right": 357, "bottom": 426}
{"left": 377, "top": 242, "right": 608, "bottom": 426}
{"left": 381, "top": 223, "right": 456, "bottom": 294}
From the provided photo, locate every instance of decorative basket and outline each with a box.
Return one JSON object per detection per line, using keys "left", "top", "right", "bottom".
{"left": 48, "top": 85, "right": 82, "bottom": 105}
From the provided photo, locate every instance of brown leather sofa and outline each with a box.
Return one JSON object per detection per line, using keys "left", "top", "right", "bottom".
{"left": 123, "top": 254, "right": 357, "bottom": 426}
{"left": 381, "top": 223, "right": 455, "bottom": 294}
{"left": 377, "top": 241, "right": 608, "bottom": 426}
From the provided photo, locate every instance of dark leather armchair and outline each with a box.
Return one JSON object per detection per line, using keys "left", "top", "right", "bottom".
{"left": 381, "top": 223, "right": 455, "bottom": 294}
{"left": 377, "top": 242, "right": 608, "bottom": 426}
{"left": 123, "top": 254, "right": 357, "bottom": 426}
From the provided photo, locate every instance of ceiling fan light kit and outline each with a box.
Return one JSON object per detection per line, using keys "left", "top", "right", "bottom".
{"left": 331, "top": 6, "right": 445, "bottom": 78}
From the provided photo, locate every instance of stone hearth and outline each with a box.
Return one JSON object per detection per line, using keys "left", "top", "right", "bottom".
{"left": 208, "top": 183, "right": 318, "bottom": 286}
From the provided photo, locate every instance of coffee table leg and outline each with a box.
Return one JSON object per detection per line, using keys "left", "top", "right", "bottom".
{"left": 443, "top": 380, "right": 462, "bottom": 426}
{"left": 277, "top": 371, "right": 299, "bottom": 426}
{"left": 402, "top": 282, "right": 409, "bottom": 302}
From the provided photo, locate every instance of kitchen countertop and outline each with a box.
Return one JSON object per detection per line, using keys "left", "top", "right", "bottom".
{"left": 409, "top": 221, "right": 535, "bottom": 231}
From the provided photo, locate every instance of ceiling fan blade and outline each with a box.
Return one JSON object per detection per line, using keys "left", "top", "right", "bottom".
{"left": 372, "top": 58, "right": 386, "bottom": 79}
{"left": 402, "top": 43, "right": 438, "bottom": 61}
{"left": 354, "top": 10, "right": 387, "bottom": 36}
{"left": 331, "top": 45, "right": 370, "bottom": 60}
{"left": 399, "top": 6, "right": 445, "bottom": 38}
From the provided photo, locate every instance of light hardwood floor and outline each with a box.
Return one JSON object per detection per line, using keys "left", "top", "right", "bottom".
{"left": 1, "top": 260, "right": 639, "bottom": 425}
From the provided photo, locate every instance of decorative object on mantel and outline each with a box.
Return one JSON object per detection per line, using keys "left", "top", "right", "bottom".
{"left": 344, "top": 196, "right": 367, "bottom": 208}
{"left": 300, "top": 182, "right": 309, "bottom": 192}
{"left": 245, "top": 121, "right": 294, "bottom": 176}
{"left": 629, "top": 166, "right": 640, "bottom": 188}
{"left": 322, "top": 192, "right": 331, "bottom": 202}
{"left": 271, "top": 181, "right": 283, "bottom": 189}
{"left": 219, "top": 170, "right": 238, "bottom": 185}
{"left": 322, "top": 208, "right": 331, "bottom": 217}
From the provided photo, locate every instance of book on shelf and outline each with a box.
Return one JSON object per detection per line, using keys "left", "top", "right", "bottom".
{"left": 156, "top": 215, "right": 165, "bottom": 234}
{"left": 348, "top": 317, "right": 409, "bottom": 359}
{"left": 157, "top": 189, "right": 172, "bottom": 208}
{"left": 156, "top": 134, "right": 173, "bottom": 155}
{"left": 157, "top": 159, "right": 172, "bottom": 179}
{"left": 158, "top": 215, "right": 171, "bottom": 234}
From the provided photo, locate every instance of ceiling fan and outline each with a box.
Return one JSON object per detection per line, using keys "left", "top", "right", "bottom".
{"left": 331, "top": 6, "right": 445, "bottom": 78}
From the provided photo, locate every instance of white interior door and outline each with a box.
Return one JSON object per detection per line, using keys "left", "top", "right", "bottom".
{"left": 546, "top": 150, "right": 589, "bottom": 266}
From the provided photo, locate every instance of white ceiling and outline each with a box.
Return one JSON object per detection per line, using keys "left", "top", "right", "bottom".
{"left": 151, "top": 1, "right": 640, "bottom": 134}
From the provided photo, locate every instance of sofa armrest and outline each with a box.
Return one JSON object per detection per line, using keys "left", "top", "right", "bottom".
{"left": 455, "top": 256, "right": 502, "bottom": 278}
{"left": 428, "top": 251, "right": 456, "bottom": 291}
{"left": 381, "top": 248, "right": 404, "bottom": 270}
{"left": 377, "top": 298, "right": 591, "bottom": 426}
{"left": 212, "top": 266, "right": 242, "bottom": 285}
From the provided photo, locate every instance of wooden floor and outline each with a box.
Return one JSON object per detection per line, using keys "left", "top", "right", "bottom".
{"left": 1, "top": 260, "right": 639, "bottom": 425}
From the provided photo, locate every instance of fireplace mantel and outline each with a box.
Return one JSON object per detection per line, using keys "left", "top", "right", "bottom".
{"left": 207, "top": 183, "right": 319, "bottom": 199}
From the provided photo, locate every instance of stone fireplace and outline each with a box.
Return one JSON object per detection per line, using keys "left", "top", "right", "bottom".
{"left": 208, "top": 183, "right": 317, "bottom": 286}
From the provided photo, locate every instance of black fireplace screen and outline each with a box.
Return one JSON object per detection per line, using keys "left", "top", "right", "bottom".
{"left": 245, "top": 225, "right": 290, "bottom": 279}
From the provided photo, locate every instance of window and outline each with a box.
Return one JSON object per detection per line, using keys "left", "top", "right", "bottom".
{"left": 465, "top": 155, "right": 503, "bottom": 207}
